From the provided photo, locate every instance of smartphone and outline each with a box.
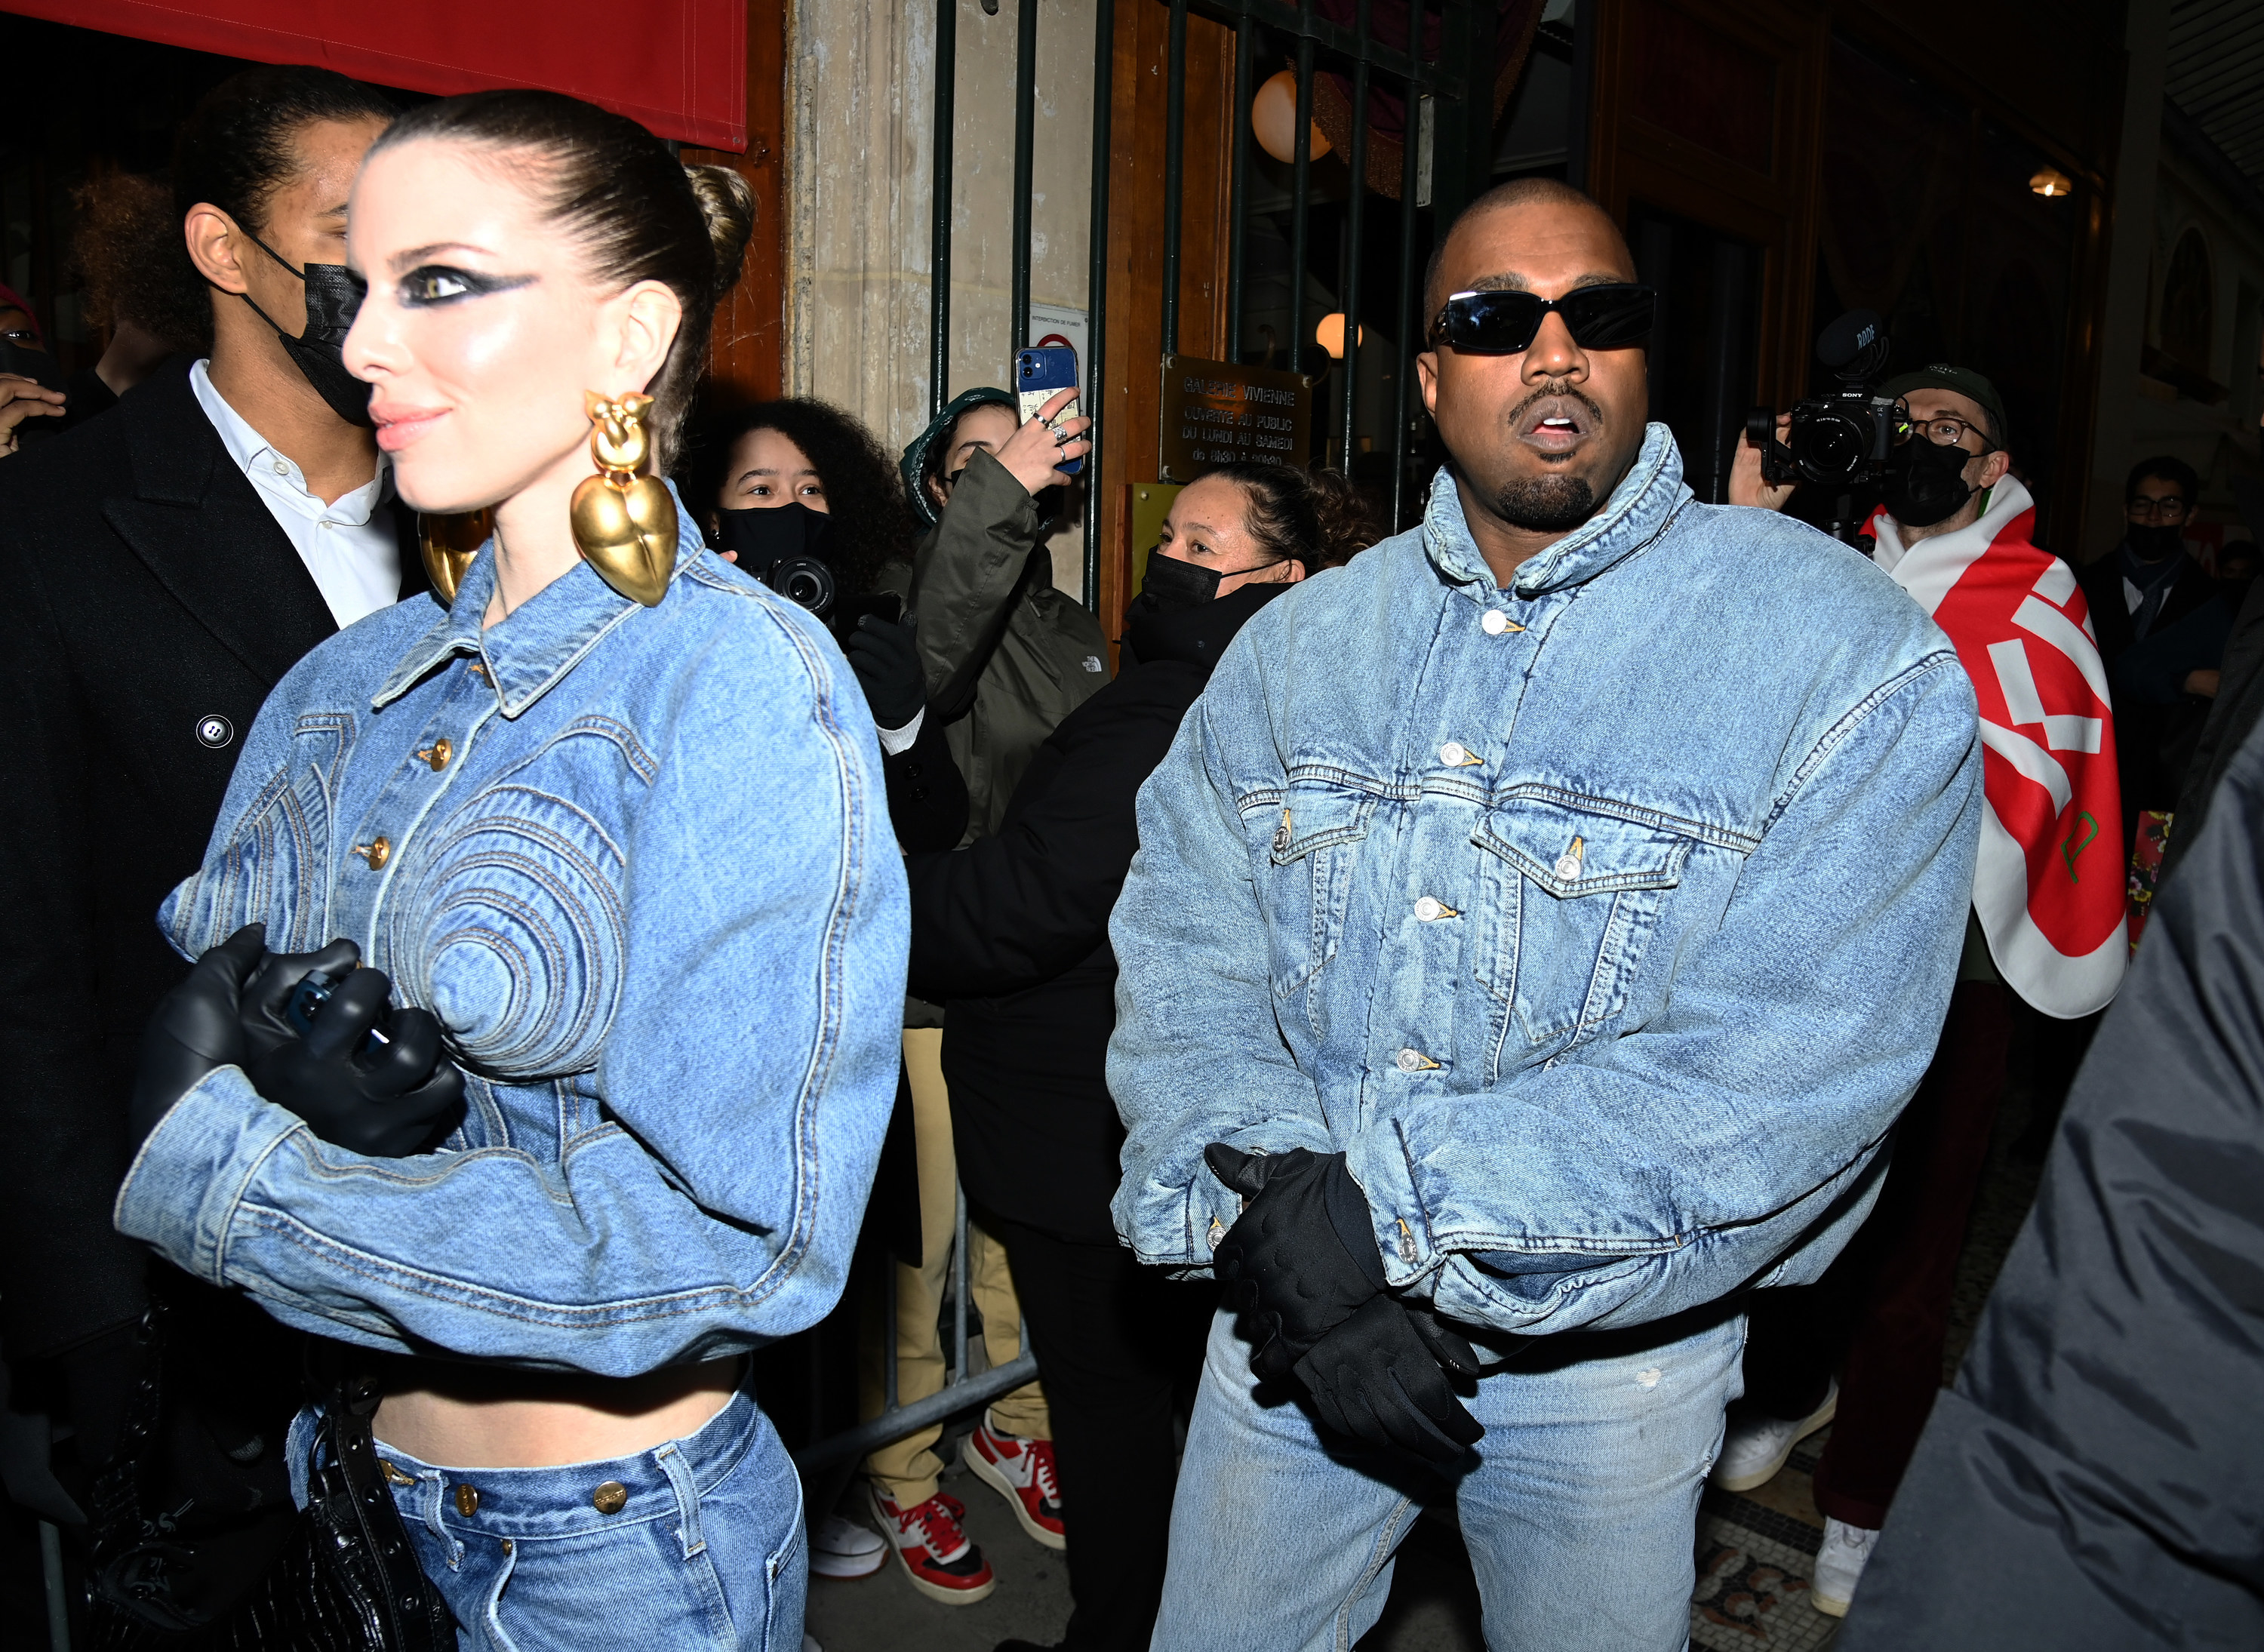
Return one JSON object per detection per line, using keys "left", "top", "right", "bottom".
{"left": 1014, "top": 346, "right": 1084, "bottom": 477}
{"left": 288, "top": 971, "right": 392, "bottom": 1051}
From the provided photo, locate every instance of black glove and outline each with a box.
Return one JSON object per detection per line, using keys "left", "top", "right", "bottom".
{"left": 245, "top": 964, "right": 464, "bottom": 1157}
{"left": 237, "top": 937, "right": 362, "bottom": 1063}
{"left": 845, "top": 612, "right": 927, "bottom": 731}
{"left": 1207, "top": 1143, "right": 1389, "bottom": 1380}
{"left": 128, "top": 924, "right": 266, "bottom": 1151}
{"left": 1294, "top": 1294, "right": 1486, "bottom": 1466}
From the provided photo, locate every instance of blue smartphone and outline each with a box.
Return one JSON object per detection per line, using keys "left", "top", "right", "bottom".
{"left": 1014, "top": 346, "right": 1084, "bottom": 476}
{"left": 288, "top": 970, "right": 392, "bottom": 1051}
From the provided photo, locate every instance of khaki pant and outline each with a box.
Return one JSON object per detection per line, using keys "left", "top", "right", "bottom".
{"left": 859, "top": 1029, "right": 1049, "bottom": 1504}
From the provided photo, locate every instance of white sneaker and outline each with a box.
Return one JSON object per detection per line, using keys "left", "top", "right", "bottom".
{"left": 1709, "top": 1380, "right": 1838, "bottom": 1493}
{"left": 802, "top": 1639, "right": 823, "bottom": 1652}
{"left": 1811, "top": 1516, "right": 1879, "bottom": 1617}
{"left": 808, "top": 1513, "right": 886, "bottom": 1580}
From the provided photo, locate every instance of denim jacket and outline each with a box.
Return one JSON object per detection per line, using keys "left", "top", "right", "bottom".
{"left": 116, "top": 502, "right": 908, "bottom": 1375}
{"left": 1108, "top": 428, "right": 1983, "bottom": 1340}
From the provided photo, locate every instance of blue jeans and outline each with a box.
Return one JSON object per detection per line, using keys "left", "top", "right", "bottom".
{"left": 1152, "top": 1306, "right": 1746, "bottom": 1652}
{"left": 300, "top": 1390, "right": 805, "bottom": 1650}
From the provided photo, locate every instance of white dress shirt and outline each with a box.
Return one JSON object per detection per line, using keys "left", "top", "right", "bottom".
{"left": 190, "top": 358, "right": 401, "bottom": 629}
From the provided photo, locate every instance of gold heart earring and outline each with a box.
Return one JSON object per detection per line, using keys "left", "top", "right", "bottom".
{"left": 569, "top": 391, "right": 677, "bottom": 606}
{"left": 417, "top": 508, "right": 493, "bottom": 606}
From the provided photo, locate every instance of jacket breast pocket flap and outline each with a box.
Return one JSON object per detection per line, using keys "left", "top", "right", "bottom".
{"left": 1250, "top": 783, "right": 1377, "bottom": 999}
{"left": 1472, "top": 796, "right": 1693, "bottom": 897}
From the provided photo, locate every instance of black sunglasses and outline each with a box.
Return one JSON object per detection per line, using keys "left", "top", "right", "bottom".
{"left": 1431, "top": 284, "right": 1657, "bottom": 354}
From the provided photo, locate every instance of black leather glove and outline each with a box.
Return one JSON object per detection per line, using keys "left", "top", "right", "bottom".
{"left": 845, "top": 612, "right": 927, "bottom": 731}
{"left": 1294, "top": 1294, "right": 1486, "bottom": 1466}
{"left": 237, "top": 937, "right": 362, "bottom": 1064}
{"left": 128, "top": 924, "right": 266, "bottom": 1152}
{"left": 245, "top": 964, "right": 464, "bottom": 1157}
{"left": 1206, "top": 1143, "right": 1389, "bottom": 1380}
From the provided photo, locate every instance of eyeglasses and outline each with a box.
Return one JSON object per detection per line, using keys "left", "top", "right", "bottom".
{"left": 1892, "top": 411, "right": 1993, "bottom": 452}
{"left": 1429, "top": 285, "right": 1656, "bottom": 355}
{"left": 2126, "top": 496, "right": 2191, "bottom": 521}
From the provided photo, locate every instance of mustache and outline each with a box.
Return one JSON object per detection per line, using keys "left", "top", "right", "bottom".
{"left": 1508, "top": 381, "right": 1607, "bottom": 431}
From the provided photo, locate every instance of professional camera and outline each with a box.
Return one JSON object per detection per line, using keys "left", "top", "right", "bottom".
{"left": 1747, "top": 309, "right": 1896, "bottom": 547}
{"left": 761, "top": 553, "right": 836, "bottom": 619}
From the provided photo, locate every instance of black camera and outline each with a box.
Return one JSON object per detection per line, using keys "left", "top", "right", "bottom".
{"left": 1747, "top": 310, "right": 1896, "bottom": 548}
{"left": 762, "top": 554, "right": 836, "bottom": 619}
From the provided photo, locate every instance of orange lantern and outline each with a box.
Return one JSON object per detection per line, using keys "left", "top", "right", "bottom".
{"left": 1315, "top": 313, "right": 1365, "bottom": 359}
{"left": 1252, "top": 70, "right": 1331, "bottom": 164}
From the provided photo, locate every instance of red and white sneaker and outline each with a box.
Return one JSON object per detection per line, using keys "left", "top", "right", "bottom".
{"left": 868, "top": 1486, "right": 995, "bottom": 1605}
{"left": 961, "top": 1420, "right": 1066, "bottom": 1551}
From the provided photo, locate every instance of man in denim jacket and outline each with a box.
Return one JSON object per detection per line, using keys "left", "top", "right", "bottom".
{"left": 1109, "top": 179, "right": 1983, "bottom": 1650}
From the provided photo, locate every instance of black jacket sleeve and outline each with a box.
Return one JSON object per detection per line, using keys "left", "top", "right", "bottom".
{"left": 904, "top": 663, "right": 1202, "bottom": 1002}
{"left": 884, "top": 712, "right": 971, "bottom": 854}
{"left": 1840, "top": 709, "right": 2264, "bottom": 1651}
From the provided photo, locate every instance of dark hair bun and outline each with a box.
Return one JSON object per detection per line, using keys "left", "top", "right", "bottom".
{"left": 684, "top": 165, "right": 755, "bottom": 302}
{"left": 1204, "top": 461, "right": 1379, "bottom": 571}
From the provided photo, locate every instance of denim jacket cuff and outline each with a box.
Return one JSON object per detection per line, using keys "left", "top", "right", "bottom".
{"left": 114, "top": 1066, "right": 301, "bottom": 1286}
{"left": 1345, "top": 1124, "right": 1441, "bottom": 1292}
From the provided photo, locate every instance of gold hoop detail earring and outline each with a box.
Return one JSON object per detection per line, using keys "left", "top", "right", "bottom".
{"left": 569, "top": 391, "right": 677, "bottom": 607}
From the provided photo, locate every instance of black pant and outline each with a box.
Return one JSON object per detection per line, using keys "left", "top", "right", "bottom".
{"left": 977, "top": 1211, "right": 1214, "bottom": 1652}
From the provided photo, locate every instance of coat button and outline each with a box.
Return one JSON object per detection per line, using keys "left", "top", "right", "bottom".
{"left": 195, "top": 714, "right": 235, "bottom": 749}
{"left": 591, "top": 1481, "right": 629, "bottom": 1515}
{"left": 454, "top": 1484, "right": 480, "bottom": 1517}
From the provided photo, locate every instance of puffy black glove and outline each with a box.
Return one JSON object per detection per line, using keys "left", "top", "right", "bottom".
{"left": 1207, "top": 1143, "right": 1389, "bottom": 1380}
{"left": 245, "top": 964, "right": 464, "bottom": 1157}
{"left": 1294, "top": 1294, "right": 1486, "bottom": 1466}
{"left": 128, "top": 924, "right": 266, "bottom": 1152}
{"left": 237, "top": 936, "right": 362, "bottom": 1063}
{"left": 845, "top": 612, "right": 927, "bottom": 731}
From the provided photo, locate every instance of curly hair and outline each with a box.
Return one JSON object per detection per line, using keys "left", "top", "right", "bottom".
{"left": 681, "top": 399, "right": 919, "bottom": 601}
{"left": 1204, "top": 462, "right": 1377, "bottom": 571}
{"left": 72, "top": 170, "right": 210, "bottom": 352}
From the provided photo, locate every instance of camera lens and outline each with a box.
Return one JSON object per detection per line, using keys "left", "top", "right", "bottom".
{"left": 1794, "top": 414, "right": 1868, "bottom": 484}
{"left": 770, "top": 554, "right": 836, "bottom": 619}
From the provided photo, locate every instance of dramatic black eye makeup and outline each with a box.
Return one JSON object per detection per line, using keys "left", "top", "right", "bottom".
{"left": 398, "top": 265, "right": 536, "bottom": 306}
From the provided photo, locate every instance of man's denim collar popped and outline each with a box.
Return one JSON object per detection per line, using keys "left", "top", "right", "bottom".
{"left": 1420, "top": 421, "right": 1687, "bottom": 600}
{"left": 374, "top": 481, "right": 706, "bottom": 718}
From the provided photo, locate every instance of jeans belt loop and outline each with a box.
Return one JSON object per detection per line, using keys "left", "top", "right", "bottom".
{"left": 654, "top": 1442, "right": 706, "bottom": 1559}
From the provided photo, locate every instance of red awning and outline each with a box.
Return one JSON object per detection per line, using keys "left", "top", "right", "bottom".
{"left": 6, "top": 0, "right": 747, "bottom": 150}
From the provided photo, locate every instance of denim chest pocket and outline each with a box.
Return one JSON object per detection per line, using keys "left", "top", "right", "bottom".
{"left": 381, "top": 780, "right": 629, "bottom": 1081}
{"left": 1470, "top": 793, "right": 1695, "bottom": 1050}
{"left": 1249, "top": 782, "right": 1377, "bottom": 1005}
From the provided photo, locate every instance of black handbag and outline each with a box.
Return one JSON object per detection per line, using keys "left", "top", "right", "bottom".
{"left": 86, "top": 1304, "right": 454, "bottom": 1652}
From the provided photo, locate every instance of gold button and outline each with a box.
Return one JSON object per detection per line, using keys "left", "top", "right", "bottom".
{"left": 454, "top": 1484, "right": 480, "bottom": 1517}
{"left": 352, "top": 835, "right": 392, "bottom": 870}
{"left": 380, "top": 1460, "right": 416, "bottom": 1487}
{"left": 418, "top": 738, "right": 453, "bottom": 771}
{"left": 467, "top": 660, "right": 488, "bottom": 681}
{"left": 591, "top": 1481, "right": 628, "bottom": 1515}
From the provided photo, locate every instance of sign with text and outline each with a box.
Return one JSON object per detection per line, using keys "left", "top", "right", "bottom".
{"left": 1157, "top": 355, "right": 1317, "bottom": 482}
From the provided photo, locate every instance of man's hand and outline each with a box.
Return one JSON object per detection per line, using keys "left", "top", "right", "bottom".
{"left": 128, "top": 925, "right": 266, "bottom": 1151}
{"left": 238, "top": 937, "right": 363, "bottom": 1063}
{"left": 1207, "top": 1143, "right": 1388, "bottom": 1380}
{"left": 994, "top": 387, "right": 1093, "bottom": 497}
{"left": 247, "top": 966, "right": 465, "bottom": 1157}
{"left": 0, "top": 374, "right": 66, "bottom": 457}
{"left": 2186, "top": 669, "right": 2222, "bottom": 699}
{"left": 1728, "top": 412, "right": 1795, "bottom": 512}
{"left": 1294, "top": 1295, "right": 1485, "bottom": 1466}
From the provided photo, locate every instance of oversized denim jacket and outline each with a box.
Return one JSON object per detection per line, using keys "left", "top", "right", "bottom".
{"left": 1108, "top": 427, "right": 1983, "bottom": 1340}
{"left": 116, "top": 506, "right": 908, "bottom": 1375}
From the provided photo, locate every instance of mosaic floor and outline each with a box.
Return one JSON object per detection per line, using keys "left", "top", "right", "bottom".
{"left": 1689, "top": 1433, "right": 1838, "bottom": 1651}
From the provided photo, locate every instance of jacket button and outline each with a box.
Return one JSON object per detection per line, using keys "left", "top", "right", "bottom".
{"left": 1481, "top": 609, "right": 1524, "bottom": 635}
{"left": 1438, "top": 742, "right": 1481, "bottom": 767}
{"left": 454, "top": 1484, "right": 480, "bottom": 1517}
{"left": 1395, "top": 1046, "right": 1440, "bottom": 1073}
{"left": 418, "top": 739, "right": 453, "bottom": 771}
{"left": 1413, "top": 897, "right": 1458, "bottom": 921}
{"left": 591, "top": 1481, "right": 629, "bottom": 1515}
{"left": 353, "top": 836, "right": 392, "bottom": 870}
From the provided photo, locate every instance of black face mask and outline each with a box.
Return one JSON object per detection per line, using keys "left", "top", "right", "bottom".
{"left": 235, "top": 229, "right": 373, "bottom": 426}
{"left": 0, "top": 338, "right": 63, "bottom": 394}
{"left": 1881, "top": 437, "right": 1979, "bottom": 529}
{"left": 1122, "top": 552, "right": 1224, "bottom": 625}
{"left": 2124, "top": 523, "right": 2186, "bottom": 561}
{"left": 717, "top": 502, "right": 837, "bottom": 617}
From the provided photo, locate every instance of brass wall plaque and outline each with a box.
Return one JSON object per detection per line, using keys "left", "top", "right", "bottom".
{"left": 1157, "top": 355, "right": 1317, "bottom": 483}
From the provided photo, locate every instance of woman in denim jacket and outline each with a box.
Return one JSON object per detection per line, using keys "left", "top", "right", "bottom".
{"left": 114, "top": 91, "right": 908, "bottom": 1650}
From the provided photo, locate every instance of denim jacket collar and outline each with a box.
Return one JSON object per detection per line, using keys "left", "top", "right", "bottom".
{"left": 374, "top": 483, "right": 706, "bottom": 718}
{"left": 1420, "top": 421, "right": 1690, "bottom": 601}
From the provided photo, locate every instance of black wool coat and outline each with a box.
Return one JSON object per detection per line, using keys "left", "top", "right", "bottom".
{"left": 904, "top": 580, "right": 1289, "bottom": 1241}
{"left": 0, "top": 358, "right": 425, "bottom": 1364}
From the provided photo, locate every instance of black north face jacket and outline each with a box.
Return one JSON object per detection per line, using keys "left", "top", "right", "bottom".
{"left": 1841, "top": 710, "right": 2264, "bottom": 1647}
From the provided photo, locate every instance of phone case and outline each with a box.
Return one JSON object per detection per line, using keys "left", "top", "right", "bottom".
{"left": 1015, "top": 346, "right": 1084, "bottom": 476}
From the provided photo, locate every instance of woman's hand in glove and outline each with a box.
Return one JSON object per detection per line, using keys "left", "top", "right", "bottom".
{"left": 236, "top": 937, "right": 362, "bottom": 1063}
{"left": 1206, "top": 1143, "right": 1389, "bottom": 1380}
{"left": 248, "top": 965, "right": 465, "bottom": 1158}
{"left": 845, "top": 612, "right": 927, "bottom": 732}
{"left": 1293, "top": 1295, "right": 1484, "bottom": 1467}
{"left": 128, "top": 924, "right": 267, "bottom": 1152}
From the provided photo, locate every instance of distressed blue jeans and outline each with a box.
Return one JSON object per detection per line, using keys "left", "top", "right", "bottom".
{"left": 296, "top": 1389, "right": 807, "bottom": 1650}
{"left": 1151, "top": 1305, "right": 1746, "bottom": 1652}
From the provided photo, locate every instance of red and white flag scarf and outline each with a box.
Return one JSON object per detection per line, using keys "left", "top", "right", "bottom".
{"left": 1870, "top": 475, "right": 2127, "bottom": 1017}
